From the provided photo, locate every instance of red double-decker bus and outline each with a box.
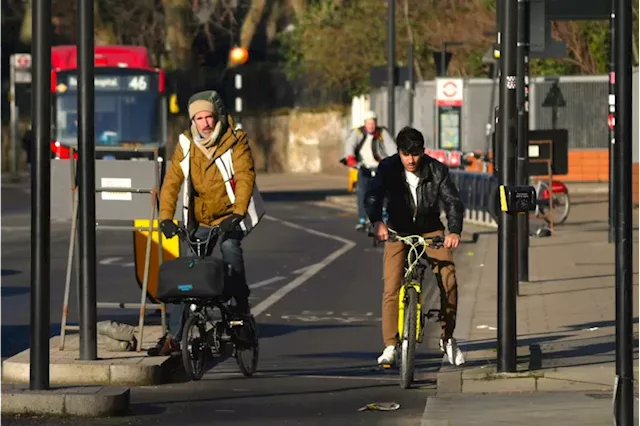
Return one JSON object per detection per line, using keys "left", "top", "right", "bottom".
{"left": 50, "top": 45, "right": 167, "bottom": 160}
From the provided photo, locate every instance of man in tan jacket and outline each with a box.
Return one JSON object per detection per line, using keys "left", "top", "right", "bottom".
{"left": 149, "top": 90, "right": 256, "bottom": 356}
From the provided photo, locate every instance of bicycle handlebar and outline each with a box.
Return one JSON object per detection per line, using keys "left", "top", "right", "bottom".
{"left": 174, "top": 225, "right": 222, "bottom": 257}
{"left": 367, "top": 229, "right": 445, "bottom": 248}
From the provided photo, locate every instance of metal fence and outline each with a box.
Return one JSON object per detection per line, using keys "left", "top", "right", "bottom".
{"left": 370, "top": 70, "right": 639, "bottom": 156}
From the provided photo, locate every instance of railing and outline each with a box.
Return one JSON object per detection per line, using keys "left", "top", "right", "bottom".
{"left": 449, "top": 170, "right": 499, "bottom": 228}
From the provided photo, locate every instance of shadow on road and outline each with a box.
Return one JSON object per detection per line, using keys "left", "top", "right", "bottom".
{"left": 1, "top": 286, "right": 29, "bottom": 297}
{"left": 258, "top": 322, "right": 366, "bottom": 339}
{"left": 1, "top": 324, "right": 61, "bottom": 358}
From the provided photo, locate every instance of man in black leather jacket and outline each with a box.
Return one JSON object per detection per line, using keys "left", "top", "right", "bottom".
{"left": 365, "top": 126, "right": 466, "bottom": 367}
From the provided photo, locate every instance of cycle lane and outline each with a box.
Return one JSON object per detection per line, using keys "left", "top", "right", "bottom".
{"left": 2, "top": 200, "right": 482, "bottom": 425}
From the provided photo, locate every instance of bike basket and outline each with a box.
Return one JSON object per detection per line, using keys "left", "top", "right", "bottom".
{"left": 156, "top": 256, "right": 226, "bottom": 303}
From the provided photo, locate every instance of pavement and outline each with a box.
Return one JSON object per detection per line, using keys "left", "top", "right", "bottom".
{"left": 2, "top": 171, "right": 639, "bottom": 423}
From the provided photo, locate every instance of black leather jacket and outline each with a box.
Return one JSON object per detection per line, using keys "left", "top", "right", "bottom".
{"left": 364, "top": 154, "right": 464, "bottom": 235}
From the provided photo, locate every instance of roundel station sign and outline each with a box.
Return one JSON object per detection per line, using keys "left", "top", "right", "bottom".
{"left": 436, "top": 78, "right": 464, "bottom": 107}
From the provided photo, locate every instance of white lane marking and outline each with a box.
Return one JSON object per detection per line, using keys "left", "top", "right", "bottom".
{"left": 98, "top": 257, "right": 134, "bottom": 267}
{"left": 249, "top": 276, "right": 286, "bottom": 289}
{"left": 1, "top": 226, "right": 32, "bottom": 232}
{"left": 291, "top": 263, "right": 321, "bottom": 275}
{"left": 251, "top": 215, "right": 356, "bottom": 317}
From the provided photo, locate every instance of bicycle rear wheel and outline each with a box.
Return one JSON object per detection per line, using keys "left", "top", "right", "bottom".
{"left": 400, "top": 287, "right": 418, "bottom": 389}
{"left": 538, "top": 182, "right": 571, "bottom": 225}
{"left": 181, "top": 313, "right": 208, "bottom": 381}
{"left": 235, "top": 315, "right": 259, "bottom": 377}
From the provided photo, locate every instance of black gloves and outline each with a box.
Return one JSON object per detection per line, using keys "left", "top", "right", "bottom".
{"left": 220, "top": 214, "right": 243, "bottom": 233}
{"left": 160, "top": 219, "right": 179, "bottom": 239}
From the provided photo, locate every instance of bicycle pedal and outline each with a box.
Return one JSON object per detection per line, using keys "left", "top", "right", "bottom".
{"left": 229, "top": 320, "right": 244, "bottom": 327}
{"left": 379, "top": 363, "right": 393, "bottom": 369}
{"left": 425, "top": 309, "right": 442, "bottom": 322}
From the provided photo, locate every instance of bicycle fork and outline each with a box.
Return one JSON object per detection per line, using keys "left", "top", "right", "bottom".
{"left": 397, "top": 283, "right": 424, "bottom": 343}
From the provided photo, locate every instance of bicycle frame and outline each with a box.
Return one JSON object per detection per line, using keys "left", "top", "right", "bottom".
{"left": 392, "top": 233, "right": 441, "bottom": 343}
{"left": 397, "top": 264, "right": 427, "bottom": 343}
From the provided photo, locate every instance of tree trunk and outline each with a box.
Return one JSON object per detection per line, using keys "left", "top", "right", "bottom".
{"left": 19, "top": 0, "right": 32, "bottom": 44}
{"left": 163, "top": 0, "right": 194, "bottom": 70}
{"left": 290, "top": 0, "right": 306, "bottom": 19}
{"left": 266, "top": 0, "right": 283, "bottom": 44}
{"left": 230, "top": 0, "right": 267, "bottom": 67}
{"left": 94, "top": 0, "right": 119, "bottom": 45}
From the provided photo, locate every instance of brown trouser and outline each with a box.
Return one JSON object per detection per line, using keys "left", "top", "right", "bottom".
{"left": 382, "top": 230, "right": 458, "bottom": 347}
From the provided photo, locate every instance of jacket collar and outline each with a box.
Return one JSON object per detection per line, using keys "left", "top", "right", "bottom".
{"left": 182, "top": 122, "right": 238, "bottom": 163}
{"left": 416, "top": 155, "right": 433, "bottom": 181}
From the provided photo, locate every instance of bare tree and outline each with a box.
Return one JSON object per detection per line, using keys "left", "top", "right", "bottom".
{"left": 163, "top": 0, "right": 198, "bottom": 69}
{"left": 232, "top": 0, "right": 267, "bottom": 67}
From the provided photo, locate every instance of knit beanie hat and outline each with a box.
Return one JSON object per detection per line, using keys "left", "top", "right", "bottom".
{"left": 188, "top": 93, "right": 215, "bottom": 119}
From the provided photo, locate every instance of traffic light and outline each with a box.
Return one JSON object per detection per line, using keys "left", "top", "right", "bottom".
{"left": 229, "top": 46, "right": 249, "bottom": 66}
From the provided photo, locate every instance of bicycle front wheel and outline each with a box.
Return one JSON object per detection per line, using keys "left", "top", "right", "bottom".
{"left": 400, "top": 287, "right": 418, "bottom": 389}
{"left": 181, "top": 313, "right": 208, "bottom": 381}
{"left": 235, "top": 315, "right": 259, "bottom": 377}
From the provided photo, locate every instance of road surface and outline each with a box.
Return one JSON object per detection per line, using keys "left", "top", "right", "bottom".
{"left": 1, "top": 181, "right": 480, "bottom": 425}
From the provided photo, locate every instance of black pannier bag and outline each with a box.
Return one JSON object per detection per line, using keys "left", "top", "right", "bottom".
{"left": 156, "top": 256, "right": 226, "bottom": 303}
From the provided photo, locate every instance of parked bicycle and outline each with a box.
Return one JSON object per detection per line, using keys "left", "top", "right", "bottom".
{"left": 464, "top": 152, "right": 571, "bottom": 225}
{"left": 156, "top": 225, "right": 259, "bottom": 381}
{"left": 370, "top": 228, "right": 445, "bottom": 389}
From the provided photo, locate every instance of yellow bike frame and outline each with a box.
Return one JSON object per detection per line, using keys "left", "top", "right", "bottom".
{"left": 397, "top": 281, "right": 422, "bottom": 342}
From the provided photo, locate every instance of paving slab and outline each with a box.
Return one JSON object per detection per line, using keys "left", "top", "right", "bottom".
{"left": 422, "top": 392, "right": 639, "bottom": 426}
{"left": 1, "top": 327, "right": 177, "bottom": 386}
{"left": 432, "top": 198, "right": 639, "bottom": 400}
{"left": 462, "top": 376, "right": 537, "bottom": 394}
{"left": 1, "top": 384, "right": 129, "bottom": 417}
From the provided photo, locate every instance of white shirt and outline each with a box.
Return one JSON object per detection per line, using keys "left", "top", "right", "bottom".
{"left": 359, "top": 134, "right": 378, "bottom": 169}
{"left": 405, "top": 170, "right": 420, "bottom": 208}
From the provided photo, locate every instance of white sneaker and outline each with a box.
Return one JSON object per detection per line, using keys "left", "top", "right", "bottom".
{"left": 444, "top": 338, "right": 465, "bottom": 366}
{"left": 377, "top": 345, "right": 396, "bottom": 365}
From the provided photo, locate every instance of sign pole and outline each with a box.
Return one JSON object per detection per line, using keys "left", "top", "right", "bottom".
{"left": 407, "top": 43, "right": 415, "bottom": 127}
{"left": 9, "top": 55, "right": 18, "bottom": 179}
{"left": 608, "top": 0, "right": 616, "bottom": 244}
{"left": 497, "top": 0, "right": 518, "bottom": 373}
{"left": 30, "top": 0, "right": 52, "bottom": 391}
{"left": 613, "top": 0, "right": 634, "bottom": 422}
{"left": 78, "top": 0, "right": 98, "bottom": 360}
{"left": 235, "top": 73, "right": 243, "bottom": 129}
{"left": 387, "top": 0, "right": 395, "bottom": 136}
{"left": 516, "top": 0, "right": 530, "bottom": 285}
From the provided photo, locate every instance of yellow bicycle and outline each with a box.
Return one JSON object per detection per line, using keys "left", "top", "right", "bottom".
{"left": 372, "top": 229, "right": 444, "bottom": 389}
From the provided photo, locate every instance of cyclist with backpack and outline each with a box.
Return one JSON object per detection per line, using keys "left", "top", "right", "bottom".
{"left": 343, "top": 111, "right": 396, "bottom": 230}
